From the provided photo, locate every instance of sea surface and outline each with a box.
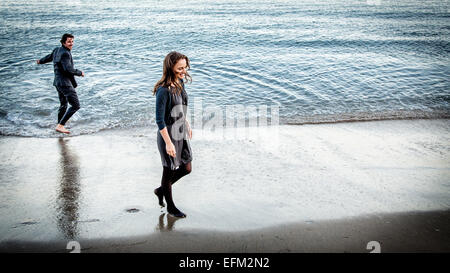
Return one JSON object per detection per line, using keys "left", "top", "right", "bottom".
{"left": 0, "top": 0, "right": 449, "bottom": 137}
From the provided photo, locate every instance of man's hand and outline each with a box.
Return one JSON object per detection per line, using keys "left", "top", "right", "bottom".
{"left": 36, "top": 60, "right": 40, "bottom": 64}
{"left": 81, "top": 71, "right": 85, "bottom": 77}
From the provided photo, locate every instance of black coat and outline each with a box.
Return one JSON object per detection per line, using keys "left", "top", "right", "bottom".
{"left": 39, "top": 46, "right": 82, "bottom": 88}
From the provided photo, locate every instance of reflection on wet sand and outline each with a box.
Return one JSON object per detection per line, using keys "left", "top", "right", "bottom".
{"left": 56, "top": 138, "right": 81, "bottom": 239}
{"left": 156, "top": 213, "right": 183, "bottom": 232}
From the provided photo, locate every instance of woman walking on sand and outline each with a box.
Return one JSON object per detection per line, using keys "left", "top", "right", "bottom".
{"left": 153, "top": 51, "right": 193, "bottom": 218}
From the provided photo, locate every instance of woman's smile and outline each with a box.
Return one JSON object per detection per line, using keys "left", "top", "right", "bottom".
{"left": 173, "top": 59, "right": 187, "bottom": 80}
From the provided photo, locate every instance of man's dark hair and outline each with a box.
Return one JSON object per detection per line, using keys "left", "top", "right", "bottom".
{"left": 60, "top": 33, "right": 74, "bottom": 45}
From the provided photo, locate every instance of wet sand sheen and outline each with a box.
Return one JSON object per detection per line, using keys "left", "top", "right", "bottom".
{"left": 2, "top": 210, "right": 449, "bottom": 253}
{"left": 0, "top": 119, "right": 449, "bottom": 252}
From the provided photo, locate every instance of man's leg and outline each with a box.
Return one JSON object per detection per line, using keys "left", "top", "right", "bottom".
{"left": 56, "top": 86, "right": 80, "bottom": 134}
{"left": 56, "top": 87, "right": 68, "bottom": 124}
{"left": 59, "top": 87, "right": 80, "bottom": 126}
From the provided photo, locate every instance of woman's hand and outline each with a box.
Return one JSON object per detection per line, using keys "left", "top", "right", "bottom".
{"left": 166, "top": 142, "right": 176, "bottom": 158}
{"left": 159, "top": 127, "right": 176, "bottom": 157}
{"left": 187, "top": 125, "right": 192, "bottom": 140}
{"left": 186, "top": 121, "right": 192, "bottom": 140}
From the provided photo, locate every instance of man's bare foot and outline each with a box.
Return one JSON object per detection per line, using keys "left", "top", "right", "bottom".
{"left": 55, "top": 124, "right": 70, "bottom": 134}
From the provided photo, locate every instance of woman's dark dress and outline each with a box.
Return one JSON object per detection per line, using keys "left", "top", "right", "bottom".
{"left": 155, "top": 83, "right": 192, "bottom": 170}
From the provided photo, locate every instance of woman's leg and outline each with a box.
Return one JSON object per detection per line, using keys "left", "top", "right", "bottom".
{"left": 154, "top": 162, "right": 191, "bottom": 207}
{"left": 160, "top": 166, "right": 186, "bottom": 217}
{"left": 171, "top": 161, "right": 192, "bottom": 185}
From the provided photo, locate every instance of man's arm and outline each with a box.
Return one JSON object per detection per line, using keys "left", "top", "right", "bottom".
{"left": 37, "top": 49, "right": 55, "bottom": 64}
{"left": 60, "top": 52, "right": 83, "bottom": 77}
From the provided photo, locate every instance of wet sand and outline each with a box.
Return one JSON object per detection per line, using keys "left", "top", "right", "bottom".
{"left": 0, "top": 119, "right": 449, "bottom": 252}
{"left": 2, "top": 210, "right": 449, "bottom": 253}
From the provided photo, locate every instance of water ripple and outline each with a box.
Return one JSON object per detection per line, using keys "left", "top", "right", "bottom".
{"left": 0, "top": 0, "right": 449, "bottom": 137}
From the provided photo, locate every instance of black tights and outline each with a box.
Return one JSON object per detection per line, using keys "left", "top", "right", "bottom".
{"left": 158, "top": 162, "right": 191, "bottom": 213}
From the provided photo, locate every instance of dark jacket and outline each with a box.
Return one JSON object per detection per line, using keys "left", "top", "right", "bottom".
{"left": 155, "top": 82, "right": 187, "bottom": 131}
{"left": 39, "top": 46, "right": 82, "bottom": 88}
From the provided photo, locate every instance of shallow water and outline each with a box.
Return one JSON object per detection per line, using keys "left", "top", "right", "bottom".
{"left": 0, "top": 0, "right": 449, "bottom": 137}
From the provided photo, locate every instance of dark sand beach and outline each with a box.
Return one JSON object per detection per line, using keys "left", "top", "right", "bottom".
{"left": 2, "top": 210, "right": 449, "bottom": 253}
{"left": 0, "top": 119, "right": 449, "bottom": 253}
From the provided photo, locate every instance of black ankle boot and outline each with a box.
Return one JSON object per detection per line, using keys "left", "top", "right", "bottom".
{"left": 154, "top": 188, "right": 165, "bottom": 207}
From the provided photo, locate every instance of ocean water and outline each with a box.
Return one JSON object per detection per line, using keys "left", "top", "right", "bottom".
{"left": 0, "top": 0, "right": 449, "bottom": 137}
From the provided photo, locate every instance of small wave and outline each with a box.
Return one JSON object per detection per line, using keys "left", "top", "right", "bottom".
{"left": 0, "top": 116, "right": 157, "bottom": 138}
{"left": 2, "top": 109, "right": 449, "bottom": 138}
{"left": 203, "top": 62, "right": 304, "bottom": 103}
{"left": 283, "top": 110, "right": 450, "bottom": 126}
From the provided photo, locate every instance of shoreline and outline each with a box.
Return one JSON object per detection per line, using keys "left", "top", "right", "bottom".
{"left": 285, "top": 116, "right": 450, "bottom": 126}
{"left": 0, "top": 118, "right": 449, "bottom": 252}
{"left": 1, "top": 116, "right": 449, "bottom": 139}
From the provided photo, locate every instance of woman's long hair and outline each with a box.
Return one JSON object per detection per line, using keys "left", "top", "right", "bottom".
{"left": 153, "top": 51, "right": 192, "bottom": 95}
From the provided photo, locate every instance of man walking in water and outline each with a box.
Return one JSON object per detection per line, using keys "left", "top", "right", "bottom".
{"left": 37, "top": 33, "right": 84, "bottom": 134}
